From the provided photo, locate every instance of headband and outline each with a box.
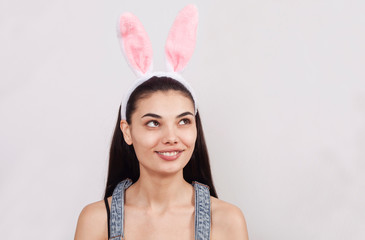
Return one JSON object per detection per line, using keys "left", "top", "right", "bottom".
{"left": 117, "top": 4, "right": 199, "bottom": 120}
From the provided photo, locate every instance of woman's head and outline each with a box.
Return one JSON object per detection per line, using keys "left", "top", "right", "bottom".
{"left": 104, "top": 77, "right": 217, "bottom": 198}
{"left": 121, "top": 77, "right": 197, "bottom": 177}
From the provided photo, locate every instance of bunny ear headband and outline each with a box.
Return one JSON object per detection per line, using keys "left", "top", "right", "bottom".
{"left": 118, "top": 4, "right": 199, "bottom": 120}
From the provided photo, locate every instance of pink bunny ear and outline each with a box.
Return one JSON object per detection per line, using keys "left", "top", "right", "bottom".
{"left": 165, "top": 4, "right": 198, "bottom": 72}
{"left": 118, "top": 12, "right": 153, "bottom": 76}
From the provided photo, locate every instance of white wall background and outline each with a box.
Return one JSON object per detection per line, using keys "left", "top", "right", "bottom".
{"left": 1, "top": 0, "right": 364, "bottom": 239}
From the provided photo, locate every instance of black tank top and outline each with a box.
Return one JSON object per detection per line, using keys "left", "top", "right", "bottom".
{"left": 104, "top": 197, "right": 111, "bottom": 238}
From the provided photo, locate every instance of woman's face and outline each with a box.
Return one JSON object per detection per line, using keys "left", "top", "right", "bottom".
{"left": 121, "top": 90, "right": 197, "bottom": 176}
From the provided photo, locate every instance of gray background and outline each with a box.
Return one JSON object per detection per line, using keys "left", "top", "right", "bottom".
{"left": 1, "top": 0, "right": 364, "bottom": 239}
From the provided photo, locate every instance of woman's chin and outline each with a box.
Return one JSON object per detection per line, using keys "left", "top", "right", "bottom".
{"left": 140, "top": 162, "right": 188, "bottom": 177}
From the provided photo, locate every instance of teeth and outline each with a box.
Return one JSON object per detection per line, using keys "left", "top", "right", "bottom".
{"left": 158, "top": 151, "right": 179, "bottom": 156}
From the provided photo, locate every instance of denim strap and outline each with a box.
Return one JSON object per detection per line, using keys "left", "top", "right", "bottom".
{"left": 109, "top": 179, "right": 133, "bottom": 240}
{"left": 193, "top": 181, "right": 211, "bottom": 240}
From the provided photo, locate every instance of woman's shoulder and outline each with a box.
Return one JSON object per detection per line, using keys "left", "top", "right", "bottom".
{"left": 74, "top": 198, "right": 110, "bottom": 240}
{"left": 210, "top": 196, "right": 249, "bottom": 239}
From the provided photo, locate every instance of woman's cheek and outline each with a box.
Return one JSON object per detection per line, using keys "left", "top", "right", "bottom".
{"left": 182, "top": 128, "right": 197, "bottom": 146}
{"left": 135, "top": 130, "right": 160, "bottom": 147}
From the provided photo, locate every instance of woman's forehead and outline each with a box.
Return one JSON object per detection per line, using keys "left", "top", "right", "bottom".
{"left": 134, "top": 90, "right": 195, "bottom": 116}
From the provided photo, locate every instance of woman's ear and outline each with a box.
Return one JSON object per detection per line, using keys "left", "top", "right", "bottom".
{"left": 120, "top": 120, "right": 133, "bottom": 145}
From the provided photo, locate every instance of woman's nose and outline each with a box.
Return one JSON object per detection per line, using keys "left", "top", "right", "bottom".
{"left": 162, "top": 126, "right": 178, "bottom": 144}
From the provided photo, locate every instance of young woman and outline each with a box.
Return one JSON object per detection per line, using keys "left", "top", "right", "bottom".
{"left": 75, "top": 5, "right": 248, "bottom": 240}
{"left": 74, "top": 77, "right": 248, "bottom": 240}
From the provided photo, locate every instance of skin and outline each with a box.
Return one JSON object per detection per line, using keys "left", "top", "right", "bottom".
{"left": 75, "top": 90, "right": 249, "bottom": 240}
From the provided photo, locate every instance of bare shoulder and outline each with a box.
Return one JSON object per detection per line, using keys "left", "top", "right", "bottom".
{"left": 74, "top": 197, "right": 110, "bottom": 240}
{"left": 211, "top": 196, "right": 249, "bottom": 239}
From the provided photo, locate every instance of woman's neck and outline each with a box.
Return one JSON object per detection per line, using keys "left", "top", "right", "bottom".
{"left": 126, "top": 169, "right": 193, "bottom": 212}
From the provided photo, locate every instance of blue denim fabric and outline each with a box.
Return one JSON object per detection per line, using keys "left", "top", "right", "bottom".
{"left": 110, "top": 179, "right": 133, "bottom": 240}
{"left": 109, "top": 179, "right": 211, "bottom": 240}
{"left": 192, "top": 181, "right": 211, "bottom": 240}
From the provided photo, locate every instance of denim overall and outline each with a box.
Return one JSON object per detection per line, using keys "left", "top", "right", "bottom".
{"left": 109, "top": 178, "right": 211, "bottom": 240}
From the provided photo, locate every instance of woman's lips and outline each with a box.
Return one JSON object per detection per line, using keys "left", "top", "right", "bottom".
{"left": 155, "top": 150, "right": 183, "bottom": 161}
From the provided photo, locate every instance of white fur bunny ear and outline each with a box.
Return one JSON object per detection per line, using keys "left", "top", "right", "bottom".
{"left": 118, "top": 12, "right": 153, "bottom": 77}
{"left": 165, "top": 4, "right": 199, "bottom": 72}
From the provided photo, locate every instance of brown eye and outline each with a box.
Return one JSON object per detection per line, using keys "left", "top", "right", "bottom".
{"left": 178, "top": 118, "right": 191, "bottom": 125}
{"left": 146, "top": 120, "right": 159, "bottom": 128}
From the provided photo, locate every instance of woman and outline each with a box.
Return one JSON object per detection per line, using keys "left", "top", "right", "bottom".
{"left": 75, "top": 5, "right": 248, "bottom": 240}
{"left": 75, "top": 77, "right": 248, "bottom": 240}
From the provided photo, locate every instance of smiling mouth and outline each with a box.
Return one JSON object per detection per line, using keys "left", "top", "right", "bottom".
{"left": 155, "top": 151, "right": 182, "bottom": 156}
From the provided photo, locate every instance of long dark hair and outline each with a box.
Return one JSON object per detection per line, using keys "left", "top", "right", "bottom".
{"left": 104, "top": 77, "right": 217, "bottom": 198}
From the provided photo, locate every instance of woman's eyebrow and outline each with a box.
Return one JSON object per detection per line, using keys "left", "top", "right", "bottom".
{"left": 176, "top": 111, "right": 194, "bottom": 118}
{"left": 142, "top": 113, "right": 161, "bottom": 119}
{"left": 141, "top": 111, "right": 193, "bottom": 119}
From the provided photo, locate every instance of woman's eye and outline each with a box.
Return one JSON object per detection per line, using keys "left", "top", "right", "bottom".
{"left": 146, "top": 120, "right": 159, "bottom": 128}
{"left": 179, "top": 118, "right": 191, "bottom": 125}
